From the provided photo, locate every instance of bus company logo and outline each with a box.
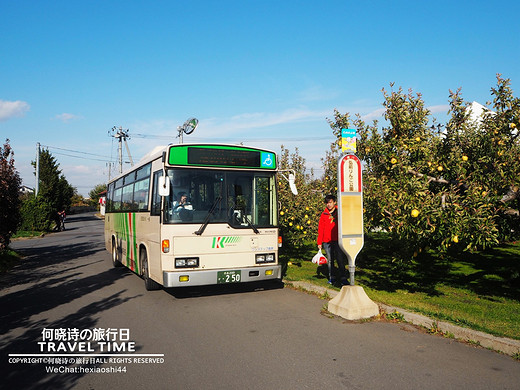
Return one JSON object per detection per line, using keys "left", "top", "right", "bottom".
{"left": 212, "top": 236, "right": 241, "bottom": 249}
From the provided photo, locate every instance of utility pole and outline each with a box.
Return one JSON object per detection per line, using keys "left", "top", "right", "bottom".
{"left": 35, "top": 142, "right": 40, "bottom": 196}
{"left": 109, "top": 126, "right": 134, "bottom": 174}
{"left": 106, "top": 162, "right": 113, "bottom": 182}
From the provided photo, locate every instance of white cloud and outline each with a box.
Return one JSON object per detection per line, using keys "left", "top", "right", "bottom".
{"left": 361, "top": 108, "right": 386, "bottom": 122}
{"left": 428, "top": 104, "right": 450, "bottom": 114}
{"left": 62, "top": 163, "right": 109, "bottom": 196}
{"left": 0, "top": 99, "right": 30, "bottom": 121}
{"left": 125, "top": 109, "right": 335, "bottom": 172}
{"left": 55, "top": 113, "right": 82, "bottom": 122}
{"left": 67, "top": 164, "right": 92, "bottom": 174}
{"left": 297, "top": 85, "right": 339, "bottom": 103}
{"left": 130, "top": 108, "right": 331, "bottom": 142}
{"left": 203, "top": 108, "right": 331, "bottom": 135}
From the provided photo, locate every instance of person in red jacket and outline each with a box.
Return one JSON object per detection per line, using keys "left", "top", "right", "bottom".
{"left": 317, "top": 194, "right": 348, "bottom": 285}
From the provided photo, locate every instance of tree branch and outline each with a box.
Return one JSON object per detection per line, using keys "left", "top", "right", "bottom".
{"left": 407, "top": 169, "right": 519, "bottom": 215}
{"left": 500, "top": 185, "right": 519, "bottom": 203}
{"left": 407, "top": 168, "right": 450, "bottom": 184}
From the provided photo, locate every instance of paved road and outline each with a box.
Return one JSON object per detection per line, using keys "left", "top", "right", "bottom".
{"left": 1, "top": 213, "right": 519, "bottom": 390}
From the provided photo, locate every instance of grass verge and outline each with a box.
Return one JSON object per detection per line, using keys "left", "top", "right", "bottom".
{"left": 0, "top": 249, "right": 22, "bottom": 273}
{"left": 1, "top": 231, "right": 43, "bottom": 272}
{"left": 281, "top": 233, "right": 520, "bottom": 341}
{"left": 13, "top": 230, "right": 44, "bottom": 239}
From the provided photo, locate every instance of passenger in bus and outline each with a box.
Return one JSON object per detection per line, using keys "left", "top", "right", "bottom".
{"left": 172, "top": 192, "right": 193, "bottom": 221}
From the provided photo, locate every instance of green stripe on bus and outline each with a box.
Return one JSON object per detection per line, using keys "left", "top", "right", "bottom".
{"left": 113, "top": 212, "right": 138, "bottom": 271}
{"left": 132, "top": 212, "right": 137, "bottom": 272}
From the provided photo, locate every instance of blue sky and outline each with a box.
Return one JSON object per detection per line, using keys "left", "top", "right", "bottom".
{"left": 1, "top": 1, "right": 519, "bottom": 196}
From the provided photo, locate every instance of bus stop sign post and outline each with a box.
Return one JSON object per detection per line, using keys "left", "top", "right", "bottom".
{"left": 337, "top": 153, "right": 363, "bottom": 286}
{"left": 327, "top": 130, "right": 379, "bottom": 320}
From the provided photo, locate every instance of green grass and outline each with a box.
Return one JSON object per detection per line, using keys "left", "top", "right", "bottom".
{"left": 281, "top": 234, "right": 520, "bottom": 340}
{"left": 12, "top": 230, "right": 43, "bottom": 239}
{"left": 0, "top": 249, "right": 22, "bottom": 273}
{"left": 0, "top": 231, "right": 43, "bottom": 273}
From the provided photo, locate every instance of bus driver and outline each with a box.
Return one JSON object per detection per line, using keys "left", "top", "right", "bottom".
{"left": 172, "top": 192, "right": 193, "bottom": 221}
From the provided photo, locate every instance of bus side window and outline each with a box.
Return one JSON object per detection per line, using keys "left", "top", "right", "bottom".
{"left": 106, "top": 183, "right": 113, "bottom": 212}
{"left": 122, "top": 183, "right": 134, "bottom": 211}
{"left": 151, "top": 170, "right": 162, "bottom": 216}
{"left": 113, "top": 187, "right": 122, "bottom": 211}
{"left": 135, "top": 178, "right": 150, "bottom": 211}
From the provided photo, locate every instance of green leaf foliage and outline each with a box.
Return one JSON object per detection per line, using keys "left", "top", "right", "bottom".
{"left": 336, "top": 75, "right": 520, "bottom": 260}
{"left": 21, "top": 148, "right": 75, "bottom": 231}
{"left": 0, "top": 139, "right": 22, "bottom": 250}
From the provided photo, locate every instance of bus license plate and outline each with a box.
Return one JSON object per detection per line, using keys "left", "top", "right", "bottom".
{"left": 217, "top": 270, "right": 241, "bottom": 284}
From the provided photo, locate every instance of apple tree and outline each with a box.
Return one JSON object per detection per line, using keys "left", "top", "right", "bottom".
{"left": 327, "top": 75, "right": 519, "bottom": 260}
{"left": 277, "top": 146, "right": 322, "bottom": 249}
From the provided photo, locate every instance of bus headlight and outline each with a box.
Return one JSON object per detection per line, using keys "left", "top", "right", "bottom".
{"left": 256, "top": 253, "right": 275, "bottom": 264}
{"left": 175, "top": 257, "right": 199, "bottom": 268}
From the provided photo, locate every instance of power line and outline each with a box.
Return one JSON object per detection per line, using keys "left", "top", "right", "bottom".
{"left": 131, "top": 134, "right": 326, "bottom": 142}
{"left": 133, "top": 133, "right": 172, "bottom": 140}
{"left": 49, "top": 151, "right": 113, "bottom": 163}
{"left": 40, "top": 144, "right": 113, "bottom": 160}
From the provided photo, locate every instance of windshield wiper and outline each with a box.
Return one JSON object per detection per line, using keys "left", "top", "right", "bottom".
{"left": 194, "top": 196, "right": 222, "bottom": 236}
{"left": 244, "top": 213, "right": 260, "bottom": 234}
{"left": 229, "top": 204, "right": 259, "bottom": 234}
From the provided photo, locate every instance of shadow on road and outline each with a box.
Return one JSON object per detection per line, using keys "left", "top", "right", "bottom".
{"left": 0, "top": 212, "right": 140, "bottom": 390}
{"left": 166, "top": 279, "right": 285, "bottom": 299}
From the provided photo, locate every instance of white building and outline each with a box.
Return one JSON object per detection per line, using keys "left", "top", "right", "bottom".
{"left": 19, "top": 185, "right": 34, "bottom": 195}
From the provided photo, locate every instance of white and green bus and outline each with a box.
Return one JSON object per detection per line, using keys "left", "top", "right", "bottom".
{"left": 105, "top": 143, "right": 286, "bottom": 290}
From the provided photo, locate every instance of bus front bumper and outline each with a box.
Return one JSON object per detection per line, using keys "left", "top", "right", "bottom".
{"left": 163, "top": 265, "right": 282, "bottom": 287}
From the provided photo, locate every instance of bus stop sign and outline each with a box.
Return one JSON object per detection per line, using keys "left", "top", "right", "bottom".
{"left": 337, "top": 154, "right": 364, "bottom": 285}
{"left": 329, "top": 153, "right": 378, "bottom": 320}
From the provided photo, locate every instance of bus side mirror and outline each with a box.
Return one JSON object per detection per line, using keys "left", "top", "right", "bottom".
{"left": 288, "top": 173, "right": 298, "bottom": 195}
{"left": 279, "top": 170, "right": 298, "bottom": 195}
{"left": 158, "top": 176, "right": 170, "bottom": 197}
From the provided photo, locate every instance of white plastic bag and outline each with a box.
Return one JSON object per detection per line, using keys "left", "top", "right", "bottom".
{"left": 312, "top": 249, "right": 327, "bottom": 265}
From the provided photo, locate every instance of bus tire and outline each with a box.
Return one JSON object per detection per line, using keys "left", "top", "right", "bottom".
{"left": 111, "top": 238, "right": 122, "bottom": 267}
{"left": 141, "top": 249, "right": 161, "bottom": 291}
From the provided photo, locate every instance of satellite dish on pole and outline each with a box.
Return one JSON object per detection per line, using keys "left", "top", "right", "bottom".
{"left": 178, "top": 117, "right": 199, "bottom": 143}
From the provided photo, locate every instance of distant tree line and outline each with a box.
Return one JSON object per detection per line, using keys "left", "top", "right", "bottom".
{"left": 0, "top": 142, "right": 76, "bottom": 250}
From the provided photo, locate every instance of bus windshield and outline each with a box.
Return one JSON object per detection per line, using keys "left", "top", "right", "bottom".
{"left": 163, "top": 168, "right": 277, "bottom": 228}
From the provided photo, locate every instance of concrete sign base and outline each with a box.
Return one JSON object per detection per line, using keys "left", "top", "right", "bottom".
{"left": 328, "top": 285, "right": 379, "bottom": 320}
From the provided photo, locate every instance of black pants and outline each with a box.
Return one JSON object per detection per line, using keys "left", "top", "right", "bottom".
{"left": 322, "top": 241, "right": 347, "bottom": 281}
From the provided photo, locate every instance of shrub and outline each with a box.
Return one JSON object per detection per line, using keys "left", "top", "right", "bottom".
{"left": 0, "top": 139, "right": 21, "bottom": 250}
{"left": 19, "top": 196, "right": 54, "bottom": 232}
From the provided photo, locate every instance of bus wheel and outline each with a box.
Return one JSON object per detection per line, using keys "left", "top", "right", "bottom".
{"left": 112, "top": 238, "right": 122, "bottom": 268}
{"left": 141, "top": 249, "right": 161, "bottom": 291}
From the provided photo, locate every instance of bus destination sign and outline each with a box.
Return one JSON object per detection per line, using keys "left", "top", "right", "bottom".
{"left": 189, "top": 147, "right": 259, "bottom": 167}
{"left": 168, "top": 145, "right": 276, "bottom": 169}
